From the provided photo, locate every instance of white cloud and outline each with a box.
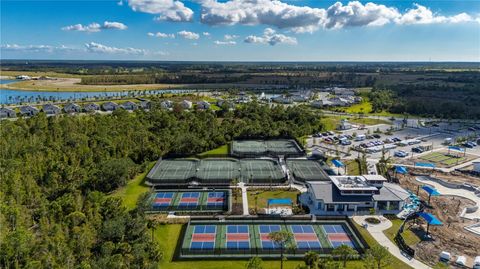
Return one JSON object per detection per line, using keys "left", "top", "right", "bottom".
{"left": 1, "top": 44, "right": 75, "bottom": 53}
{"left": 147, "top": 32, "right": 175, "bottom": 38}
{"left": 224, "top": 34, "right": 239, "bottom": 40}
{"left": 324, "top": 1, "right": 399, "bottom": 29}
{"left": 128, "top": 0, "right": 193, "bottom": 22}
{"left": 395, "top": 4, "right": 473, "bottom": 25}
{"left": 117, "top": 0, "right": 124, "bottom": 6}
{"left": 214, "top": 40, "right": 236, "bottom": 45}
{"left": 85, "top": 42, "right": 146, "bottom": 54}
{"left": 199, "top": 0, "right": 326, "bottom": 33}
{"left": 202, "top": 32, "right": 211, "bottom": 36}
{"left": 177, "top": 30, "right": 200, "bottom": 40}
{"left": 199, "top": 0, "right": 477, "bottom": 32}
{"left": 244, "top": 28, "right": 297, "bottom": 46}
{"left": 62, "top": 21, "right": 127, "bottom": 32}
{"left": 103, "top": 21, "right": 128, "bottom": 30}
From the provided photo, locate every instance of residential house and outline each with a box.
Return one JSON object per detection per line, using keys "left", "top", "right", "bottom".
{"left": 84, "top": 103, "right": 100, "bottom": 112}
{"left": 271, "top": 95, "right": 293, "bottom": 104}
{"left": 140, "top": 100, "right": 152, "bottom": 109}
{"left": 19, "top": 106, "right": 39, "bottom": 116}
{"left": 217, "top": 99, "right": 235, "bottom": 110}
{"left": 120, "top": 101, "right": 138, "bottom": 110}
{"left": 160, "top": 100, "right": 173, "bottom": 109}
{"left": 196, "top": 100, "right": 210, "bottom": 110}
{"left": 102, "top": 101, "right": 119, "bottom": 111}
{"left": 42, "top": 104, "right": 61, "bottom": 115}
{"left": 0, "top": 107, "right": 16, "bottom": 118}
{"left": 63, "top": 103, "right": 81, "bottom": 113}
{"left": 337, "top": 119, "right": 353, "bottom": 130}
{"left": 181, "top": 100, "right": 193, "bottom": 109}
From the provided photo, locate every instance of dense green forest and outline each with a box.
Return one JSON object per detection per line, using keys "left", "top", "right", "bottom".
{"left": 369, "top": 83, "right": 480, "bottom": 119}
{"left": 0, "top": 103, "right": 323, "bottom": 268}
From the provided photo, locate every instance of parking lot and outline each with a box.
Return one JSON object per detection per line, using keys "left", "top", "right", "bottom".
{"left": 308, "top": 120, "right": 480, "bottom": 161}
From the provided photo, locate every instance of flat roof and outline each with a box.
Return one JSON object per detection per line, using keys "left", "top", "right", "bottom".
{"left": 330, "top": 176, "right": 378, "bottom": 192}
{"left": 363, "top": 175, "right": 388, "bottom": 182}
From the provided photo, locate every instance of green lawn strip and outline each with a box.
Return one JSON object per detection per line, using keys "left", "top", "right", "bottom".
{"left": 197, "top": 145, "right": 229, "bottom": 157}
{"left": 252, "top": 223, "right": 261, "bottom": 250}
{"left": 351, "top": 221, "right": 414, "bottom": 269}
{"left": 249, "top": 224, "right": 258, "bottom": 250}
{"left": 110, "top": 161, "right": 154, "bottom": 210}
{"left": 199, "top": 191, "right": 208, "bottom": 209}
{"left": 314, "top": 224, "right": 332, "bottom": 248}
{"left": 216, "top": 224, "right": 224, "bottom": 251}
{"left": 383, "top": 219, "right": 421, "bottom": 247}
{"left": 182, "top": 224, "right": 193, "bottom": 250}
{"left": 172, "top": 192, "right": 182, "bottom": 206}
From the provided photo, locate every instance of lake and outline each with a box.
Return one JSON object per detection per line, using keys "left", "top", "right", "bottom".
{"left": 0, "top": 79, "right": 195, "bottom": 105}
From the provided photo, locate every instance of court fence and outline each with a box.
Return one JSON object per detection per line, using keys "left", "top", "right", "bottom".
{"left": 177, "top": 216, "right": 370, "bottom": 259}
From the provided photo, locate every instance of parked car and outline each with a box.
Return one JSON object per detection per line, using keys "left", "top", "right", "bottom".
{"left": 412, "top": 147, "right": 424, "bottom": 153}
{"left": 373, "top": 134, "right": 381, "bottom": 139}
{"left": 468, "top": 127, "right": 477, "bottom": 131}
{"left": 394, "top": 150, "right": 408, "bottom": 157}
{"left": 341, "top": 140, "right": 352, "bottom": 146}
{"left": 322, "top": 132, "right": 329, "bottom": 136}
{"left": 327, "top": 131, "right": 335, "bottom": 135}
{"left": 464, "top": 142, "right": 474, "bottom": 148}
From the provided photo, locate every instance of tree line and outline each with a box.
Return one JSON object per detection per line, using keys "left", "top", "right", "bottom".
{"left": 0, "top": 102, "right": 324, "bottom": 268}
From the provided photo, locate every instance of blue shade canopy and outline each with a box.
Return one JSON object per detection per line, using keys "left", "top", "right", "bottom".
{"left": 332, "top": 159, "right": 344, "bottom": 167}
{"left": 267, "top": 199, "right": 292, "bottom": 206}
{"left": 448, "top": 146, "right": 465, "bottom": 152}
{"left": 418, "top": 212, "right": 442, "bottom": 225}
{"left": 415, "top": 162, "right": 436, "bottom": 168}
{"left": 395, "top": 166, "right": 408, "bottom": 174}
{"left": 422, "top": 185, "right": 440, "bottom": 196}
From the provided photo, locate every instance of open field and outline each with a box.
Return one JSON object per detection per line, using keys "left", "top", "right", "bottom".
{"left": 0, "top": 70, "right": 83, "bottom": 78}
{"left": 413, "top": 150, "right": 477, "bottom": 168}
{"left": 110, "top": 162, "right": 154, "bottom": 210}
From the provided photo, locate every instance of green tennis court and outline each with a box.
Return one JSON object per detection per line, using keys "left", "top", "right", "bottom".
{"left": 231, "top": 139, "right": 304, "bottom": 157}
{"left": 287, "top": 159, "right": 330, "bottom": 182}
{"left": 146, "top": 158, "right": 286, "bottom": 185}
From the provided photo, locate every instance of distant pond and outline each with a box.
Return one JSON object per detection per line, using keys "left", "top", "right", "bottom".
{"left": 0, "top": 79, "right": 195, "bottom": 105}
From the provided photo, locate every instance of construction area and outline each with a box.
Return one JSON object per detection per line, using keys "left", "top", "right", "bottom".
{"left": 146, "top": 158, "right": 286, "bottom": 186}
{"left": 394, "top": 170, "right": 480, "bottom": 268}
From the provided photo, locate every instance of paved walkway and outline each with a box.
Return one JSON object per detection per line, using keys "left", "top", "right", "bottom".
{"left": 352, "top": 216, "right": 432, "bottom": 269}
{"left": 238, "top": 183, "right": 249, "bottom": 215}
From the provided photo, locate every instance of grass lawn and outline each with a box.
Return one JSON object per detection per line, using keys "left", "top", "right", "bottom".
{"left": 110, "top": 162, "right": 154, "bottom": 210}
{"left": 155, "top": 224, "right": 367, "bottom": 269}
{"left": 352, "top": 222, "right": 414, "bottom": 269}
{"left": 344, "top": 160, "right": 361, "bottom": 175}
{"left": 246, "top": 189, "right": 300, "bottom": 210}
{"left": 342, "top": 101, "right": 373, "bottom": 114}
{"left": 197, "top": 144, "right": 229, "bottom": 157}
{"left": 349, "top": 117, "right": 391, "bottom": 126}
{"left": 383, "top": 219, "right": 422, "bottom": 246}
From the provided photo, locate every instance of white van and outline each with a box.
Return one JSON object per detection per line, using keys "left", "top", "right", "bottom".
{"left": 473, "top": 256, "right": 480, "bottom": 269}
{"left": 439, "top": 251, "right": 451, "bottom": 262}
{"left": 355, "top": 134, "right": 366, "bottom": 141}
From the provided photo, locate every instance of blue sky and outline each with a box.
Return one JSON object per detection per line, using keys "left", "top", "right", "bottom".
{"left": 1, "top": 0, "right": 479, "bottom": 61}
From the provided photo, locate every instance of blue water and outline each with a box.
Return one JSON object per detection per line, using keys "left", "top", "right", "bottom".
{"left": 0, "top": 79, "right": 195, "bottom": 105}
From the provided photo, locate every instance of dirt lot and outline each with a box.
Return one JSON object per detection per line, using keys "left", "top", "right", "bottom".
{"left": 397, "top": 173, "right": 480, "bottom": 267}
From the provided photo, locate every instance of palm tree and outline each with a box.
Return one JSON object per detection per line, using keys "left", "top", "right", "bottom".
{"left": 332, "top": 245, "right": 358, "bottom": 268}
{"left": 268, "top": 230, "right": 295, "bottom": 269}
{"left": 304, "top": 251, "right": 320, "bottom": 269}
{"left": 377, "top": 148, "right": 392, "bottom": 176}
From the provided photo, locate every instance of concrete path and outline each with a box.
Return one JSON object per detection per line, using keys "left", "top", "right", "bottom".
{"left": 238, "top": 183, "right": 249, "bottom": 215}
{"left": 352, "top": 216, "right": 432, "bottom": 269}
{"left": 416, "top": 176, "right": 480, "bottom": 220}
